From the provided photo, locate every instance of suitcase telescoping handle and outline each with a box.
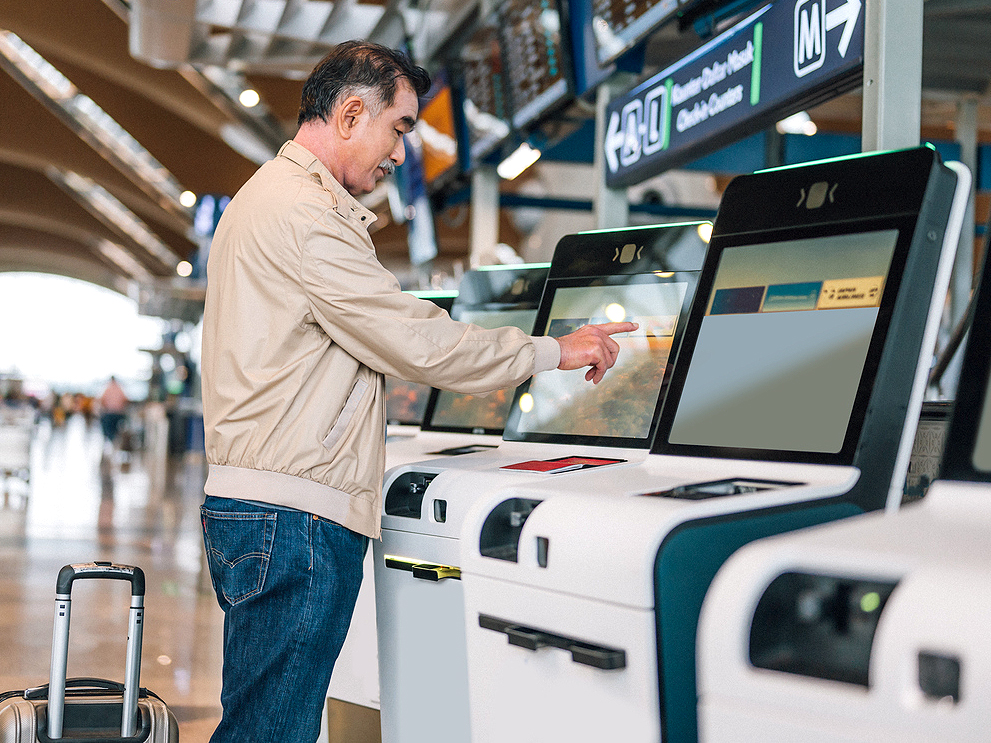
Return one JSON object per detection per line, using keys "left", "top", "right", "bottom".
{"left": 48, "top": 562, "right": 146, "bottom": 740}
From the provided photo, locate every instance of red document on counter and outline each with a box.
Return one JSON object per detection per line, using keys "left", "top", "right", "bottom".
{"left": 501, "top": 456, "right": 626, "bottom": 474}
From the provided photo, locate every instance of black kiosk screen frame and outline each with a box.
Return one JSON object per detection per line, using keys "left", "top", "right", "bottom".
{"left": 653, "top": 217, "right": 916, "bottom": 465}
{"left": 420, "top": 265, "right": 549, "bottom": 436}
{"left": 503, "top": 222, "right": 708, "bottom": 449}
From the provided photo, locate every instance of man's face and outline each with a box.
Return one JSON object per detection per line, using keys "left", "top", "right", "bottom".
{"left": 340, "top": 82, "right": 419, "bottom": 196}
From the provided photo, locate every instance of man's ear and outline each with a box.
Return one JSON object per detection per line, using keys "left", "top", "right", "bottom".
{"left": 337, "top": 96, "right": 364, "bottom": 139}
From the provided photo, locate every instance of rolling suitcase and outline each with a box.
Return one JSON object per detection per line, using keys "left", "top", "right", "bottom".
{"left": 0, "top": 561, "right": 179, "bottom": 742}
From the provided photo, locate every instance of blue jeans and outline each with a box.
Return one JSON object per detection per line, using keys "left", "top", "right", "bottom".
{"left": 201, "top": 495, "right": 368, "bottom": 743}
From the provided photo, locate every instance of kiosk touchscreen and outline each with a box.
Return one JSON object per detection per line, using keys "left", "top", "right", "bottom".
{"left": 374, "top": 222, "right": 708, "bottom": 743}
{"left": 455, "top": 149, "right": 970, "bottom": 743}
{"left": 384, "top": 290, "right": 456, "bottom": 437}
{"left": 697, "top": 178, "right": 991, "bottom": 743}
{"left": 385, "top": 264, "right": 549, "bottom": 469}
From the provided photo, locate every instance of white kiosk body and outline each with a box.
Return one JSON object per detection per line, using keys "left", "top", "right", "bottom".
{"left": 375, "top": 222, "right": 710, "bottom": 743}
{"left": 457, "top": 149, "right": 969, "bottom": 742}
{"left": 699, "top": 176, "right": 991, "bottom": 743}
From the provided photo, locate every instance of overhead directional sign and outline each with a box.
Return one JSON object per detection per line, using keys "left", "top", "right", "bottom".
{"left": 604, "top": 0, "right": 864, "bottom": 187}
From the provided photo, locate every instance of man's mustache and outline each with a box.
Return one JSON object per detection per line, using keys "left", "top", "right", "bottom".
{"left": 379, "top": 160, "right": 395, "bottom": 176}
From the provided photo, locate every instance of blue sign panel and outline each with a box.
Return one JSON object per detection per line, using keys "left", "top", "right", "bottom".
{"left": 604, "top": 0, "right": 864, "bottom": 187}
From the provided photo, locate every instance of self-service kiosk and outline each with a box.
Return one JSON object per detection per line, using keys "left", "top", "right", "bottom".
{"left": 374, "top": 221, "right": 710, "bottom": 743}
{"left": 697, "top": 168, "right": 989, "bottom": 743}
{"left": 328, "top": 290, "right": 456, "bottom": 710}
{"left": 329, "top": 269, "right": 545, "bottom": 710}
{"left": 454, "top": 148, "right": 970, "bottom": 743}
{"left": 384, "top": 263, "right": 550, "bottom": 469}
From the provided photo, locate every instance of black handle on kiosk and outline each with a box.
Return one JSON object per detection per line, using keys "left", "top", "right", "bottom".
{"left": 49, "top": 562, "right": 146, "bottom": 740}
{"left": 479, "top": 614, "right": 627, "bottom": 670}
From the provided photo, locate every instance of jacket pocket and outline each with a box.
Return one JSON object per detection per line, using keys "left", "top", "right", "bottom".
{"left": 201, "top": 507, "right": 277, "bottom": 607}
{"left": 322, "top": 378, "right": 369, "bottom": 450}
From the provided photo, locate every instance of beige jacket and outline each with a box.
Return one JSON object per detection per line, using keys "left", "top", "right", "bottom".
{"left": 201, "top": 141, "right": 559, "bottom": 538}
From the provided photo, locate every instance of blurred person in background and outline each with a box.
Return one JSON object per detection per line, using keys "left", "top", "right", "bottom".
{"left": 98, "top": 376, "right": 128, "bottom": 445}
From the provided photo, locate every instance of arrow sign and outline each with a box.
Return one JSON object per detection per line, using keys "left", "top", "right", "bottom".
{"left": 603, "top": 0, "right": 863, "bottom": 188}
{"left": 605, "top": 110, "right": 624, "bottom": 173}
{"left": 826, "top": 0, "right": 861, "bottom": 57}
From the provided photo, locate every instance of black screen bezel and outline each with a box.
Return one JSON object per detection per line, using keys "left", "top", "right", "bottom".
{"left": 651, "top": 216, "right": 917, "bottom": 465}
{"left": 590, "top": 0, "right": 682, "bottom": 68}
{"left": 421, "top": 303, "right": 542, "bottom": 435}
{"left": 419, "top": 265, "right": 549, "bottom": 435}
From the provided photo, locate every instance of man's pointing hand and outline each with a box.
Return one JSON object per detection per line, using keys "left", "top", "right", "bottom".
{"left": 555, "top": 322, "right": 639, "bottom": 384}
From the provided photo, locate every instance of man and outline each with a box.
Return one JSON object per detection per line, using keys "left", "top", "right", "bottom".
{"left": 200, "top": 41, "right": 635, "bottom": 742}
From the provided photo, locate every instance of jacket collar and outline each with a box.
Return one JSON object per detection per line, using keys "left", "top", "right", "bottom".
{"left": 278, "top": 140, "right": 378, "bottom": 226}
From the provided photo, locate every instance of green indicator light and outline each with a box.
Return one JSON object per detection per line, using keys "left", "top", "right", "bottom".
{"left": 663, "top": 78, "right": 673, "bottom": 150}
{"left": 860, "top": 591, "right": 881, "bottom": 613}
{"left": 751, "top": 23, "right": 763, "bottom": 106}
{"left": 407, "top": 290, "right": 459, "bottom": 298}
{"left": 757, "top": 145, "right": 933, "bottom": 174}
{"left": 577, "top": 221, "right": 710, "bottom": 236}
{"left": 474, "top": 262, "right": 551, "bottom": 271}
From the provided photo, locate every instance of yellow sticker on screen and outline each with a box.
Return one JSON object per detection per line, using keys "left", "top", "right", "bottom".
{"left": 817, "top": 276, "right": 885, "bottom": 309}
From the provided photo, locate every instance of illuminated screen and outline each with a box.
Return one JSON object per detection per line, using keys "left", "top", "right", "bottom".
{"left": 498, "top": 0, "right": 571, "bottom": 130}
{"left": 426, "top": 308, "right": 539, "bottom": 432}
{"left": 667, "top": 230, "right": 898, "bottom": 454}
{"left": 386, "top": 378, "right": 432, "bottom": 425}
{"left": 418, "top": 82, "right": 459, "bottom": 186}
{"left": 591, "top": 0, "right": 679, "bottom": 65}
{"left": 459, "top": 19, "right": 512, "bottom": 165}
{"left": 510, "top": 279, "right": 688, "bottom": 440}
{"left": 386, "top": 290, "right": 456, "bottom": 425}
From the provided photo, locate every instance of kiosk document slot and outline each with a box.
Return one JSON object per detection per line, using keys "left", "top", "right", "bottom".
{"left": 456, "top": 148, "right": 970, "bottom": 743}
{"left": 698, "top": 165, "right": 989, "bottom": 743}
{"left": 374, "top": 222, "right": 709, "bottom": 743}
{"left": 329, "top": 266, "right": 545, "bottom": 712}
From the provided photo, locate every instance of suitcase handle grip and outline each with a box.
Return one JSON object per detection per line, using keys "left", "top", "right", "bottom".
{"left": 25, "top": 678, "right": 125, "bottom": 700}
{"left": 56, "top": 563, "right": 145, "bottom": 598}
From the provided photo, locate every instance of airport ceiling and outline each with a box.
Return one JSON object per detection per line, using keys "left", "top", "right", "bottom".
{"left": 1, "top": 0, "right": 990, "bottom": 302}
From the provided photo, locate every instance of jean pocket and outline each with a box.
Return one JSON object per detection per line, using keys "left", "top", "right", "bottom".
{"left": 201, "top": 507, "right": 277, "bottom": 607}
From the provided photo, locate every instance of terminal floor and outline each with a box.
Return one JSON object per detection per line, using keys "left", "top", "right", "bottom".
{"left": 0, "top": 413, "right": 381, "bottom": 742}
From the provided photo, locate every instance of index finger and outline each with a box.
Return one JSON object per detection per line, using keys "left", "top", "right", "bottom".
{"left": 587, "top": 322, "right": 639, "bottom": 336}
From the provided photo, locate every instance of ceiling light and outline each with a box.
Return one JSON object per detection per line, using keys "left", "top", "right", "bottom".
{"left": 239, "top": 88, "right": 260, "bottom": 108}
{"left": 497, "top": 143, "right": 542, "bottom": 180}
{"left": 776, "top": 111, "right": 817, "bottom": 136}
{"left": 179, "top": 190, "right": 197, "bottom": 208}
{"left": 176, "top": 261, "right": 193, "bottom": 277}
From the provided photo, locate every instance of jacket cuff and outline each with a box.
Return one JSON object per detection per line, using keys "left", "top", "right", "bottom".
{"left": 531, "top": 335, "right": 561, "bottom": 374}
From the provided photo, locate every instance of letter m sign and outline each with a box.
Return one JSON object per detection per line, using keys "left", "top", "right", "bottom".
{"left": 794, "top": 0, "right": 826, "bottom": 77}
